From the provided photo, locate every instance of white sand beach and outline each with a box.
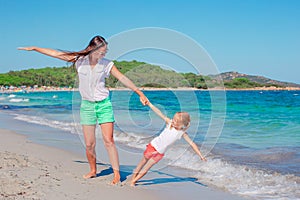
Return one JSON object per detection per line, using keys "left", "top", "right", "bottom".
{"left": 0, "top": 129, "right": 245, "bottom": 200}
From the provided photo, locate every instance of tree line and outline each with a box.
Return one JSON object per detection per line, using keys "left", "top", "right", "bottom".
{"left": 0, "top": 60, "right": 278, "bottom": 89}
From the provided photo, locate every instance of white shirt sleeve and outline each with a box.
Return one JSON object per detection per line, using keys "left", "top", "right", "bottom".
{"left": 104, "top": 61, "right": 114, "bottom": 78}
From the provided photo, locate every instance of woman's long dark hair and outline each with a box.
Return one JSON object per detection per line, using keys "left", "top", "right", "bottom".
{"left": 64, "top": 35, "right": 108, "bottom": 63}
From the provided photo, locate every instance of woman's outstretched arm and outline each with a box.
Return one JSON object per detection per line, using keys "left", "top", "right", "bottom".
{"left": 18, "top": 46, "right": 75, "bottom": 62}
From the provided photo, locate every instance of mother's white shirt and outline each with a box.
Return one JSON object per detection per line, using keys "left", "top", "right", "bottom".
{"left": 75, "top": 56, "right": 114, "bottom": 101}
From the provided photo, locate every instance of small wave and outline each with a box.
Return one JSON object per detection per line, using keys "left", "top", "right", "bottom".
{"left": 9, "top": 98, "right": 29, "bottom": 102}
{"left": 13, "top": 114, "right": 78, "bottom": 134}
{"left": 114, "top": 131, "right": 153, "bottom": 149}
{"left": 170, "top": 151, "right": 300, "bottom": 200}
{"left": 1, "top": 105, "right": 10, "bottom": 109}
{"left": 8, "top": 94, "right": 16, "bottom": 98}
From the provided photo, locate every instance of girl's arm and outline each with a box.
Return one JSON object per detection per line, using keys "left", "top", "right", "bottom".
{"left": 182, "top": 133, "right": 207, "bottom": 161}
{"left": 110, "top": 65, "right": 148, "bottom": 105}
{"left": 148, "top": 102, "right": 171, "bottom": 124}
{"left": 18, "top": 46, "right": 75, "bottom": 62}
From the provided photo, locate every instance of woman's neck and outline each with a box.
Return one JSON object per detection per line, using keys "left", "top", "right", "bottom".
{"left": 88, "top": 54, "right": 99, "bottom": 68}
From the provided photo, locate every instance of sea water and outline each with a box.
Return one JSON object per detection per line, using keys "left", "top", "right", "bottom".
{"left": 0, "top": 90, "right": 299, "bottom": 199}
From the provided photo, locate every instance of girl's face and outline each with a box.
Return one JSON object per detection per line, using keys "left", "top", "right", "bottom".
{"left": 171, "top": 113, "right": 184, "bottom": 130}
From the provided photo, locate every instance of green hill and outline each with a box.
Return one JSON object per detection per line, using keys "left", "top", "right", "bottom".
{"left": 0, "top": 61, "right": 203, "bottom": 88}
{"left": 211, "top": 71, "right": 300, "bottom": 88}
{"left": 0, "top": 66, "right": 76, "bottom": 87}
{"left": 0, "top": 61, "right": 299, "bottom": 89}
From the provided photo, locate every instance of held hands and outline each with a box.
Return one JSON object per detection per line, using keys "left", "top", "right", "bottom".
{"left": 134, "top": 88, "right": 149, "bottom": 106}
{"left": 139, "top": 94, "right": 149, "bottom": 106}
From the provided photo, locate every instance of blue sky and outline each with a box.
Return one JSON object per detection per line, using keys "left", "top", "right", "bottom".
{"left": 1, "top": 0, "right": 299, "bottom": 84}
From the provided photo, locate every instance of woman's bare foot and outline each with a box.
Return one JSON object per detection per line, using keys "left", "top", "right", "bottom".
{"left": 83, "top": 172, "right": 96, "bottom": 179}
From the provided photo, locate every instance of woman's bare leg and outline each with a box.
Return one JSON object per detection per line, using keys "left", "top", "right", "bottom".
{"left": 100, "top": 122, "right": 120, "bottom": 184}
{"left": 82, "top": 125, "right": 97, "bottom": 179}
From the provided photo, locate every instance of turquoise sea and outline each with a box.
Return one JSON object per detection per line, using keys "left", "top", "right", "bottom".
{"left": 0, "top": 90, "right": 299, "bottom": 199}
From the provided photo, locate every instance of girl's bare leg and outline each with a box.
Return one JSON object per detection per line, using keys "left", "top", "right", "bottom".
{"left": 100, "top": 122, "right": 120, "bottom": 184}
{"left": 131, "top": 157, "right": 148, "bottom": 181}
{"left": 130, "top": 158, "right": 157, "bottom": 186}
{"left": 82, "top": 125, "right": 97, "bottom": 179}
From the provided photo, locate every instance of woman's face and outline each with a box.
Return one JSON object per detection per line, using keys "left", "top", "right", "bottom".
{"left": 92, "top": 45, "right": 108, "bottom": 58}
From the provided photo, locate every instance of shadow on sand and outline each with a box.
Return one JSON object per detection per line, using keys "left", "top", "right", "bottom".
{"left": 74, "top": 160, "right": 206, "bottom": 187}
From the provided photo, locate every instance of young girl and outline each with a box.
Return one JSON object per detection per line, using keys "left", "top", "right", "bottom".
{"left": 130, "top": 102, "right": 206, "bottom": 186}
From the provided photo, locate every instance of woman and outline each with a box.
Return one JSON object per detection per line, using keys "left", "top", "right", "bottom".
{"left": 18, "top": 36, "right": 148, "bottom": 185}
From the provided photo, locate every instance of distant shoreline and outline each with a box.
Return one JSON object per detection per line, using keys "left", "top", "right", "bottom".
{"left": 1, "top": 86, "right": 300, "bottom": 93}
{"left": 111, "top": 86, "right": 300, "bottom": 91}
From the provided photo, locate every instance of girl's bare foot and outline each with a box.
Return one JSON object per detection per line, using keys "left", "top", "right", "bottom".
{"left": 130, "top": 181, "right": 136, "bottom": 187}
{"left": 83, "top": 172, "right": 96, "bottom": 179}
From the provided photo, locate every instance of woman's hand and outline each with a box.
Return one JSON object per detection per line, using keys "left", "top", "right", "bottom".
{"left": 18, "top": 47, "right": 35, "bottom": 51}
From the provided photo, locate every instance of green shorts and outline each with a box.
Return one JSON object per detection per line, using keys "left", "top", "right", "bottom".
{"left": 80, "top": 98, "right": 115, "bottom": 125}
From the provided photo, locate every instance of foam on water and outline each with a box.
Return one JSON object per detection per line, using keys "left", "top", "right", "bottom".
{"left": 9, "top": 98, "right": 29, "bottom": 102}
{"left": 170, "top": 151, "right": 299, "bottom": 200}
{"left": 13, "top": 114, "right": 78, "bottom": 134}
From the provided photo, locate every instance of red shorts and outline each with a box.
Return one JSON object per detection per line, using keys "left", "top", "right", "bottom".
{"left": 143, "top": 143, "right": 164, "bottom": 163}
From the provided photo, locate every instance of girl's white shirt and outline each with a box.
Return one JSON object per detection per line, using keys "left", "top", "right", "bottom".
{"left": 75, "top": 56, "right": 114, "bottom": 101}
{"left": 150, "top": 121, "right": 185, "bottom": 154}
